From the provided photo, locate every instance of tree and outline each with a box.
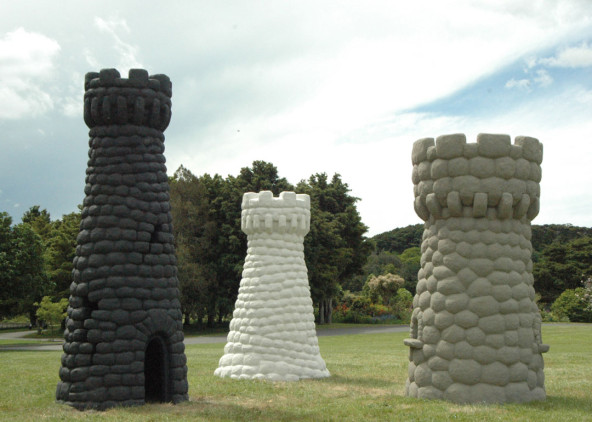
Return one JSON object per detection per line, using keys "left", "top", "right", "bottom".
{"left": 345, "top": 250, "right": 401, "bottom": 292}
{"left": 170, "top": 165, "right": 215, "bottom": 326}
{"left": 393, "top": 288, "right": 413, "bottom": 322}
{"left": 372, "top": 224, "right": 423, "bottom": 254}
{"left": 22, "top": 206, "right": 52, "bottom": 241}
{"left": 297, "top": 173, "right": 372, "bottom": 324}
{"left": 0, "top": 213, "right": 49, "bottom": 320}
{"left": 170, "top": 161, "right": 295, "bottom": 327}
{"left": 399, "top": 246, "right": 421, "bottom": 294}
{"left": 234, "top": 160, "right": 293, "bottom": 194}
{"left": 35, "top": 296, "right": 68, "bottom": 335}
{"left": 531, "top": 224, "right": 592, "bottom": 253}
{"left": 0, "top": 212, "right": 16, "bottom": 317}
{"left": 45, "top": 211, "right": 80, "bottom": 298}
{"left": 533, "top": 237, "right": 592, "bottom": 302}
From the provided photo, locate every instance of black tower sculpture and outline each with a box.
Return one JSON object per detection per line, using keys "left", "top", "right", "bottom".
{"left": 56, "top": 68, "right": 188, "bottom": 409}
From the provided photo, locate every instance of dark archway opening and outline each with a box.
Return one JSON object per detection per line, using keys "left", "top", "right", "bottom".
{"left": 145, "top": 335, "right": 170, "bottom": 403}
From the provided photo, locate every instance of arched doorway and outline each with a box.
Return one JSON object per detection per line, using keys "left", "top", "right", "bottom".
{"left": 144, "top": 335, "right": 170, "bottom": 403}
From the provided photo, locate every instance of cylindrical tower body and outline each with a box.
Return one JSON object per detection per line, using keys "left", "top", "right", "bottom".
{"left": 215, "top": 191, "right": 330, "bottom": 381}
{"left": 56, "top": 69, "right": 188, "bottom": 409}
{"left": 405, "top": 133, "right": 548, "bottom": 403}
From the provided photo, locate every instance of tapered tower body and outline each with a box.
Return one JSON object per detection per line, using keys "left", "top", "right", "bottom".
{"left": 215, "top": 191, "right": 330, "bottom": 381}
{"left": 405, "top": 133, "right": 548, "bottom": 403}
{"left": 56, "top": 68, "right": 188, "bottom": 409}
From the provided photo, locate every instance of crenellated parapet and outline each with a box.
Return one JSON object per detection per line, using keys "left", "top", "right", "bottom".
{"left": 412, "top": 134, "right": 542, "bottom": 222}
{"left": 83, "top": 69, "right": 172, "bottom": 131}
{"left": 241, "top": 191, "right": 311, "bottom": 235}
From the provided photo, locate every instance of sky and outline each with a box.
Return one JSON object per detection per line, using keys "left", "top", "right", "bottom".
{"left": 1, "top": 0, "right": 591, "bottom": 236}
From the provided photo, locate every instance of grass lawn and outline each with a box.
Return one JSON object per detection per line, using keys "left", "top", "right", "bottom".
{"left": 0, "top": 324, "right": 590, "bottom": 421}
{"left": 0, "top": 339, "right": 50, "bottom": 346}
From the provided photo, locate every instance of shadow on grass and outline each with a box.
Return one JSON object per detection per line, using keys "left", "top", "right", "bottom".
{"left": 129, "top": 397, "right": 309, "bottom": 421}
{"left": 323, "top": 373, "right": 396, "bottom": 389}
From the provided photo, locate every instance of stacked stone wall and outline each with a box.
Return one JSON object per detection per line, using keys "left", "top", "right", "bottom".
{"left": 405, "top": 133, "right": 548, "bottom": 403}
{"left": 56, "top": 69, "right": 188, "bottom": 410}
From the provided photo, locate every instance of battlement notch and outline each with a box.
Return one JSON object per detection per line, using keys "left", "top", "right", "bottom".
{"left": 241, "top": 191, "right": 311, "bottom": 235}
{"left": 83, "top": 68, "right": 172, "bottom": 131}
{"left": 412, "top": 133, "right": 543, "bottom": 222}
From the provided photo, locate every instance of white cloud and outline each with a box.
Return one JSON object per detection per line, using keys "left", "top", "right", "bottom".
{"left": 83, "top": 47, "right": 99, "bottom": 68}
{"left": 540, "top": 43, "right": 592, "bottom": 68}
{"left": 0, "top": 28, "right": 60, "bottom": 119}
{"left": 3, "top": 1, "right": 592, "bottom": 233}
{"left": 533, "top": 69, "right": 553, "bottom": 87}
{"left": 59, "top": 71, "right": 84, "bottom": 118}
{"left": 61, "top": 96, "right": 81, "bottom": 118}
{"left": 505, "top": 78, "right": 531, "bottom": 90}
{"left": 93, "top": 17, "right": 142, "bottom": 71}
{"left": 506, "top": 68, "right": 552, "bottom": 92}
{"left": 525, "top": 56, "right": 538, "bottom": 69}
{"left": 574, "top": 89, "right": 592, "bottom": 105}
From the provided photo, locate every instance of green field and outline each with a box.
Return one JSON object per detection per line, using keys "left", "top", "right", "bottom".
{"left": 0, "top": 324, "right": 591, "bottom": 421}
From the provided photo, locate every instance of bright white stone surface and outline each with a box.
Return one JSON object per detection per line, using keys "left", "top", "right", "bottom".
{"left": 214, "top": 191, "right": 329, "bottom": 381}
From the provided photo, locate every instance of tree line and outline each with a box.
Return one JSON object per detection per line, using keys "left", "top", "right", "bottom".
{"left": 0, "top": 206, "right": 79, "bottom": 321}
{"left": 169, "top": 161, "right": 372, "bottom": 326}
{"left": 0, "top": 161, "right": 372, "bottom": 326}
{"left": 1, "top": 160, "right": 590, "bottom": 326}
{"left": 372, "top": 223, "right": 592, "bottom": 321}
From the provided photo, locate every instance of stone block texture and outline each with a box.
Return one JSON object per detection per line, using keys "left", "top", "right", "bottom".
{"left": 405, "top": 133, "right": 549, "bottom": 403}
{"left": 56, "top": 69, "right": 188, "bottom": 410}
{"left": 215, "top": 191, "right": 330, "bottom": 381}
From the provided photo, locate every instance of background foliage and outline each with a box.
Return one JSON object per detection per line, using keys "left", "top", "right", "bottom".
{"left": 1, "top": 161, "right": 591, "bottom": 326}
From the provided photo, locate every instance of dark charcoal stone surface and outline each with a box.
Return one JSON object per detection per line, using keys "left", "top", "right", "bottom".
{"left": 57, "top": 69, "right": 188, "bottom": 411}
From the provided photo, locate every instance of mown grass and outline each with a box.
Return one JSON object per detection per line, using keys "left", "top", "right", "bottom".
{"left": 0, "top": 324, "right": 590, "bottom": 421}
{"left": 0, "top": 339, "right": 49, "bottom": 346}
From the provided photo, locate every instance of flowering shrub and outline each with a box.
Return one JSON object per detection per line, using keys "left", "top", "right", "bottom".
{"left": 364, "top": 274, "right": 404, "bottom": 305}
{"left": 332, "top": 288, "right": 411, "bottom": 323}
{"left": 579, "top": 277, "right": 592, "bottom": 312}
{"left": 551, "top": 284, "right": 592, "bottom": 323}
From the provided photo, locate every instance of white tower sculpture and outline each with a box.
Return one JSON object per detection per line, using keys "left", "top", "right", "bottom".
{"left": 214, "top": 191, "right": 330, "bottom": 381}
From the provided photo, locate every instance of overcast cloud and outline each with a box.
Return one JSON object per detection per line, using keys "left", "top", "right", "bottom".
{"left": 1, "top": 0, "right": 591, "bottom": 236}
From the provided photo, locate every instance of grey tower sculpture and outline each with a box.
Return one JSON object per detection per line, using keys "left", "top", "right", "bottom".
{"left": 56, "top": 69, "right": 188, "bottom": 409}
{"left": 404, "top": 133, "right": 548, "bottom": 403}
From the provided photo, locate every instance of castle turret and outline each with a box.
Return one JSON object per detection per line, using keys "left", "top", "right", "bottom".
{"left": 215, "top": 191, "right": 330, "bottom": 381}
{"left": 56, "top": 69, "right": 188, "bottom": 409}
{"left": 405, "top": 133, "right": 548, "bottom": 403}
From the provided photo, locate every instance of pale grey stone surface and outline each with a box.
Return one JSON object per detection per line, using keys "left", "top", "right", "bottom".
{"left": 405, "top": 133, "right": 548, "bottom": 404}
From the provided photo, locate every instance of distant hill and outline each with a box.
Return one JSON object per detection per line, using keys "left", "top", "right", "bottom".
{"left": 372, "top": 223, "right": 592, "bottom": 255}
{"left": 531, "top": 224, "right": 592, "bottom": 253}
{"left": 371, "top": 224, "right": 423, "bottom": 254}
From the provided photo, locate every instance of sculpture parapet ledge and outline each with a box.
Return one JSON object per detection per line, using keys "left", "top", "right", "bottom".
{"left": 241, "top": 191, "right": 311, "bottom": 235}
{"left": 412, "top": 133, "right": 543, "bottom": 222}
{"left": 84, "top": 68, "right": 172, "bottom": 131}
